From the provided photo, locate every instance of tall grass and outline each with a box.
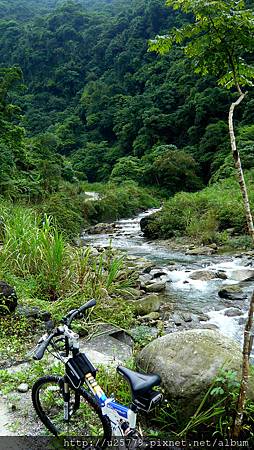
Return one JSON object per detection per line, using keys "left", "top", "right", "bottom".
{"left": 0, "top": 206, "right": 41, "bottom": 275}
{"left": 0, "top": 203, "right": 137, "bottom": 302}
{"left": 37, "top": 216, "right": 68, "bottom": 300}
{"left": 0, "top": 208, "right": 69, "bottom": 300}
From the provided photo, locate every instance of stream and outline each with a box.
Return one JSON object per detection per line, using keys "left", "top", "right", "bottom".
{"left": 0, "top": 208, "right": 253, "bottom": 437}
{"left": 82, "top": 209, "right": 254, "bottom": 355}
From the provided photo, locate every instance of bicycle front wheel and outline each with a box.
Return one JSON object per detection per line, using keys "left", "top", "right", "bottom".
{"left": 32, "top": 375, "right": 111, "bottom": 445}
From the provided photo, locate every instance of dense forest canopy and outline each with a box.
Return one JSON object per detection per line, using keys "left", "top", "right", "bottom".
{"left": 1, "top": 0, "right": 254, "bottom": 198}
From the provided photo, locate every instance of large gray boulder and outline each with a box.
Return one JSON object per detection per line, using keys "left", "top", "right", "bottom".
{"left": 144, "top": 281, "right": 166, "bottom": 293}
{"left": 86, "top": 223, "right": 116, "bottom": 235}
{"left": 137, "top": 329, "right": 251, "bottom": 416}
{"left": 80, "top": 324, "right": 133, "bottom": 367}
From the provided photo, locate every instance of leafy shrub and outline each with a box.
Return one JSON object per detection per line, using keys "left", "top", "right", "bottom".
{"left": 152, "top": 369, "right": 254, "bottom": 442}
{"left": 144, "top": 170, "right": 254, "bottom": 242}
{"left": 37, "top": 184, "right": 86, "bottom": 237}
{"left": 84, "top": 181, "right": 159, "bottom": 223}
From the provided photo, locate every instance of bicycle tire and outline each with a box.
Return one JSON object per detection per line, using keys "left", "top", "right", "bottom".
{"left": 32, "top": 375, "right": 112, "bottom": 447}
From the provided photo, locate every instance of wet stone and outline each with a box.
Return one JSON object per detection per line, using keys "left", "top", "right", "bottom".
{"left": 17, "top": 383, "right": 29, "bottom": 393}
{"left": 224, "top": 308, "right": 242, "bottom": 317}
{"left": 182, "top": 312, "right": 193, "bottom": 323}
{"left": 145, "top": 281, "right": 166, "bottom": 293}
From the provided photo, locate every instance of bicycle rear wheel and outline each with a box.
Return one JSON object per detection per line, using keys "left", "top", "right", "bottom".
{"left": 32, "top": 375, "right": 111, "bottom": 446}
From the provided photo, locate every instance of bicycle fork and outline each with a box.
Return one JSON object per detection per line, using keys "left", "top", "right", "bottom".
{"left": 63, "top": 377, "right": 80, "bottom": 422}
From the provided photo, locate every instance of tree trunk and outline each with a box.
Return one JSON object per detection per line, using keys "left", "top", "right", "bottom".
{"left": 228, "top": 92, "right": 254, "bottom": 243}
{"left": 232, "top": 290, "right": 254, "bottom": 437}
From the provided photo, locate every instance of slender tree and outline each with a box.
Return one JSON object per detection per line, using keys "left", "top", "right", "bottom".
{"left": 149, "top": 0, "right": 254, "bottom": 242}
{"left": 232, "top": 290, "right": 254, "bottom": 437}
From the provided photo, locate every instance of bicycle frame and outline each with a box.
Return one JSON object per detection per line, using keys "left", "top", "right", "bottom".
{"left": 53, "top": 327, "right": 137, "bottom": 436}
{"left": 32, "top": 301, "right": 157, "bottom": 448}
{"left": 84, "top": 373, "right": 137, "bottom": 436}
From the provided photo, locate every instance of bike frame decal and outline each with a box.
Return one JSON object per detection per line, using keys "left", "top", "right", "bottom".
{"left": 85, "top": 373, "right": 107, "bottom": 404}
{"left": 85, "top": 373, "right": 137, "bottom": 431}
{"left": 107, "top": 401, "right": 129, "bottom": 419}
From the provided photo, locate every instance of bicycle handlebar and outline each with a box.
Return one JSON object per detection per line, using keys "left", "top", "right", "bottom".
{"left": 64, "top": 298, "right": 96, "bottom": 327}
{"left": 33, "top": 330, "right": 60, "bottom": 360}
{"left": 33, "top": 299, "right": 96, "bottom": 361}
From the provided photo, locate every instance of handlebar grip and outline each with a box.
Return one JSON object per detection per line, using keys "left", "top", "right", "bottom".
{"left": 78, "top": 299, "right": 96, "bottom": 313}
{"left": 33, "top": 332, "right": 55, "bottom": 360}
{"left": 66, "top": 299, "right": 96, "bottom": 327}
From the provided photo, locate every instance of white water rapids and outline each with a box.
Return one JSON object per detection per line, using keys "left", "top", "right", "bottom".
{"left": 82, "top": 209, "right": 254, "bottom": 354}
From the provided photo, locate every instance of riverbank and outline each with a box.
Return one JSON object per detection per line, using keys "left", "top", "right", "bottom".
{"left": 82, "top": 210, "right": 254, "bottom": 347}
{"left": 156, "top": 236, "right": 254, "bottom": 256}
{"left": 37, "top": 180, "right": 160, "bottom": 238}
{"left": 1, "top": 203, "right": 254, "bottom": 442}
{"left": 139, "top": 170, "right": 254, "bottom": 251}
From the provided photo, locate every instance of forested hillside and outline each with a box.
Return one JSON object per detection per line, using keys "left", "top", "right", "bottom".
{"left": 1, "top": 2, "right": 254, "bottom": 442}
{"left": 2, "top": 0, "right": 254, "bottom": 198}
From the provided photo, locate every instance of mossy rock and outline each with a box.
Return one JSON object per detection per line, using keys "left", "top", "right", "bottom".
{"left": 137, "top": 329, "right": 254, "bottom": 417}
{"left": 122, "top": 288, "right": 142, "bottom": 300}
{"left": 130, "top": 294, "right": 161, "bottom": 316}
{"left": 218, "top": 285, "right": 247, "bottom": 300}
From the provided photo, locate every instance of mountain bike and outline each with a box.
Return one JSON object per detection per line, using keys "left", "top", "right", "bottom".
{"left": 31, "top": 299, "right": 163, "bottom": 449}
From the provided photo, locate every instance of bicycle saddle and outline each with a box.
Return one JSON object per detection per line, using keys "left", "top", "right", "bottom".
{"left": 117, "top": 366, "right": 161, "bottom": 397}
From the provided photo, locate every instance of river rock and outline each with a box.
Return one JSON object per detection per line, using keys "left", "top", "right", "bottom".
{"left": 198, "top": 313, "right": 210, "bottom": 322}
{"left": 80, "top": 324, "right": 133, "bottom": 366}
{"left": 132, "top": 295, "right": 161, "bottom": 315}
{"left": 149, "top": 269, "right": 168, "bottom": 279}
{"left": 142, "top": 264, "right": 156, "bottom": 274}
{"left": 137, "top": 329, "right": 249, "bottom": 415}
{"left": 16, "top": 305, "right": 51, "bottom": 321}
{"left": 216, "top": 271, "right": 228, "bottom": 280}
{"left": 86, "top": 223, "right": 116, "bottom": 234}
{"left": 123, "top": 288, "right": 142, "bottom": 300}
{"left": 224, "top": 307, "right": 242, "bottom": 317}
{"left": 218, "top": 285, "right": 247, "bottom": 301}
{"left": 171, "top": 313, "right": 183, "bottom": 326}
{"left": 90, "top": 247, "right": 99, "bottom": 256}
{"left": 17, "top": 383, "right": 29, "bottom": 393}
{"left": 0, "top": 281, "right": 18, "bottom": 315}
{"left": 139, "top": 312, "right": 160, "bottom": 321}
{"left": 199, "top": 323, "right": 219, "bottom": 331}
{"left": 189, "top": 270, "right": 218, "bottom": 281}
{"left": 144, "top": 281, "right": 166, "bottom": 293}
{"left": 182, "top": 312, "right": 194, "bottom": 322}
{"left": 238, "top": 317, "right": 246, "bottom": 325}
{"left": 139, "top": 274, "right": 152, "bottom": 285}
{"left": 186, "top": 246, "right": 215, "bottom": 256}
{"left": 229, "top": 268, "right": 254, "bottom": 282}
